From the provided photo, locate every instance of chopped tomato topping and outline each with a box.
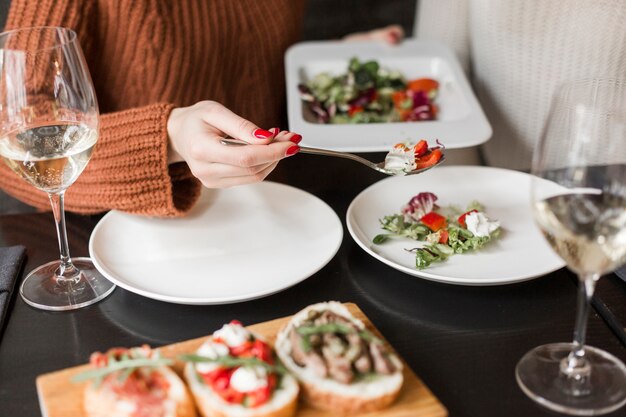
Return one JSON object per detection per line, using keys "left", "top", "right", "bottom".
{"left": 251, "top": 340, "right": 274, "bottom": 364}
{"left": 213, "top": 370, "right": 232, "bottom": 392}
{"left": 200, "top": 367, "right": 229, "bottom": 385}
{"left": 221, "top": 385, "right": 245, "bottom": 404}
{"left": 420, "top": 211, "right": 447, "bottom": 231}
{"left": 247, "top": 386, "right": 271, "bottom": 408}
{"left": 458, "top": 209, "right": 478, "bottom": 228}
{"left": 229, "top": 341, "right": 253, "bottom": 356}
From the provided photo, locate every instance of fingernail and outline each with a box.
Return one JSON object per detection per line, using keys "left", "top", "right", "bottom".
{"left": 253, "top": 128, "right": 273, "bottom": 139}
{"left": 286, "top": 145, "right": 300, "bottom": 156}
{"left": 290, "top": 134, "right": 302, "bottom": 144}
{"left": 270, "top": 127, "right": 280, "bottom": 135}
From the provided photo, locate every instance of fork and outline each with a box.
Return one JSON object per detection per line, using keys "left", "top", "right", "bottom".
{"left": 220, "top": 138, "right": 445, "bottom": 176}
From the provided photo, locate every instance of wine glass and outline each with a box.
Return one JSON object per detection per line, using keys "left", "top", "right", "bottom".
{"left": 0, "top": 27, "right": 115, "bottom": 311}
{"left": 516, "top": 79, "right": 626, "bottom": 415}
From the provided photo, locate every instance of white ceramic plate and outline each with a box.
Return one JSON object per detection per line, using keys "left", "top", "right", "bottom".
{"left": 285, "top": 39, "right": 492, "bottom": 152}
{"left": 346, "top": 166, "right": 565, "bottom": 285}
{"left": 89, "top": 182, "right": 343, "bottom": 304}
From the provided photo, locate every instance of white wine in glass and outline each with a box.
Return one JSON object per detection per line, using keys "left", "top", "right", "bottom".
{"left": 0, "top": 27, "right": 115, "bottom": 311}
{"left": 516, "top": 79, "right": 626, "bottom": 415}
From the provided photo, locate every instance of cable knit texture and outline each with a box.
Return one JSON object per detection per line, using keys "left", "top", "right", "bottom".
{"left": 416, "top": 0, "right": 626, "bottom": 170}
{"left": 0, "top": 0, "right": 304, "bottom": 216}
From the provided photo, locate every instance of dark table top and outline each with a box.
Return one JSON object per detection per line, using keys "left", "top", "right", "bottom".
{"left": 1, "top": 154, "right": 625, "bottom": 417}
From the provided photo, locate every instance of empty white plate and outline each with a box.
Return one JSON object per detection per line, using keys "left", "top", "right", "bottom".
{"left": 89, "top": 182, "right": 343, "bottom": 304}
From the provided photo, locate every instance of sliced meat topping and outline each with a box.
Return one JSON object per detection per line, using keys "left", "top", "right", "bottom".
{"left": 288, "top": 309, "right": 397, "bottom": 383}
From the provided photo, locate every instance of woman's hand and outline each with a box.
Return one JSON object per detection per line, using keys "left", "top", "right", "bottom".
{"left": 343, "top": 24, "right": 405, "bottom": 45}
{"left": 167, "top": 101, "right": 301, "bottom": 188}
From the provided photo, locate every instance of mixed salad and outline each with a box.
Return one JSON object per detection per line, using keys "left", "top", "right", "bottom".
{"left": 299, "top": 58, "right": 439, "bottom": 124}
{"left": 373, "top": 192, "right": 500, "bottom": 269}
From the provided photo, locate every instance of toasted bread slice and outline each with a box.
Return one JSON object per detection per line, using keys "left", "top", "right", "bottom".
{"left": 183, "top": 321, "right": 298, "bottom": 417}
{"left": 184, "top": 363, "right": 298, "bottom": 417}
{"left": 84, "top": 364, "right": 197, "bottom": 417}
{"left": 275, "top": 301, "right": 403, "bottom": 413}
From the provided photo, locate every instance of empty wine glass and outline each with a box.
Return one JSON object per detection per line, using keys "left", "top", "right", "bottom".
{"left": 0, "top": 27, "right": 115, "bottom": 310}
{"left": 516, "top": 79, "right": 626, "bottom": 415}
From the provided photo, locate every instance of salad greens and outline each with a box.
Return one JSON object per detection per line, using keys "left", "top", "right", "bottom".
{"left": 374, "top": 192, "right": 500, "bottom": 269}
{"left": 299, "top": 58, "right": 438, "bottom": 124}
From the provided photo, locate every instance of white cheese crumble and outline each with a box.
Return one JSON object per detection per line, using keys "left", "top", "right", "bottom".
{"left": 195, "top": 340, "right": 229, "bottom": 374}
{"left": 214, "top": 322, "right": 250, "bottom": 347}
{"left": 383, "top": 144, "right": 415, "bottom": 174}
{"left": 230, "top": 366, "right": 268, "bottom": 393}
{"left": 465, "top": 211, "right": 500, "bottom": 237}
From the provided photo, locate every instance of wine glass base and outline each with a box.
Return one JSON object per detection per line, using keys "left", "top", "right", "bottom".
{"left": 516, "top": 343, "right": 626, "bottom": 415}
{"left": 20, "top": 257, "right": 116, "bottom": 311}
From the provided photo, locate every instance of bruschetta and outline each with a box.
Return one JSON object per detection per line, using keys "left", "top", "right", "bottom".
{"left": 275, "top": 302, "right": 404, "bottom": 413}
{"left": 183, "top": 320, "right": 298, "bottom": 417}
{"left": 75, "top": 345, "right": 196, "bottom": 417}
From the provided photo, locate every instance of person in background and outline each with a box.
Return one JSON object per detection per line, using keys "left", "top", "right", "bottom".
{"left": 415, "top": 0, "right": 626, "bottom": 169}
{"left": 0, "top": 0, "right": 403, "bottom": 217}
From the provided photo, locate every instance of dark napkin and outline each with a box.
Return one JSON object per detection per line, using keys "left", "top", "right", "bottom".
{"left": 0, "top": 245, "right": 26, "bottom": 337}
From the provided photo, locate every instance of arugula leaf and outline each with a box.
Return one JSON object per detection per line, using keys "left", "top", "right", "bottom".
{"left": 373, "top": 234, "right": 393, "bottom": 244}
{"left": 295, "top": 323, "right": 381, "bottom": 345}
{"left": 179, "top": 354, "right": 287, "bottom": 375}
{"left": 407, "top": 244, "right": 452, "bottom": 269}
{"left": 71, "top": 357, "right": 173, "bottom": 385}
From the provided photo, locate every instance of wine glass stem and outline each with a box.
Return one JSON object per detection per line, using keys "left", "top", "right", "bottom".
{"left": 560, "top": 273, "right": 599, "bottom": 395}
{"left": 48, "top": 192, "right": 80, "bottom": 284}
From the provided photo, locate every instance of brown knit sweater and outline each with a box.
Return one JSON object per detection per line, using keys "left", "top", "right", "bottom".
{"left": 0, "top": 0, "right": 305, "bottom": 216}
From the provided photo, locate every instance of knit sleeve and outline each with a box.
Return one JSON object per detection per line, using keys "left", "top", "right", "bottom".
{"left": 0, "top": 0, "right": 202, "bottom": 217}
{"left": 66, "top": 104, "right": 202, "bottom": 217}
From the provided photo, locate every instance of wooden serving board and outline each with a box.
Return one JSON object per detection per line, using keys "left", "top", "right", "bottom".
{"left": 37, "top": 303, "right": 447, "bottom": 417}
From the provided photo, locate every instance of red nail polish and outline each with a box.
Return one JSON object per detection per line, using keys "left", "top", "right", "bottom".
{"left": 286, "top": 145, "right": 300, "bottom": 156}
{"left": 290, "top": 134, "right": 302, "bottom": 144}
{"left": 270, "top": 127, "right": 280, "bottom": 135}
{"left": 253, "top": 128, "right": 273, "bottom": 139}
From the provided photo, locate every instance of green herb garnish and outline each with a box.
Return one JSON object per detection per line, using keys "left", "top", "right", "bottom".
{"left": 179, "top": 354, "right": 287, "bottom": 375}
{"left": 295, "top": 323, "right": 382, "bottom": 353}
{"left": 71, "top": 357, "right": 173, "bottom": 387}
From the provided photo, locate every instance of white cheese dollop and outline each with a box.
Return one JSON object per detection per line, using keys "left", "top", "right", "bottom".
{"left": 195, "top": 340, "right": 229, "bottom": 374}
{"left": 213, "top": 322, "right": 250, "bottom": 347}
{"left": 230, "top": 366, "right": 268, "bottom": 393}
{"left": 383, "top": 144, "right": 415, "bottom": 174}
{"left": 465, "top": 211, "right": 500, "bottom": 237}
